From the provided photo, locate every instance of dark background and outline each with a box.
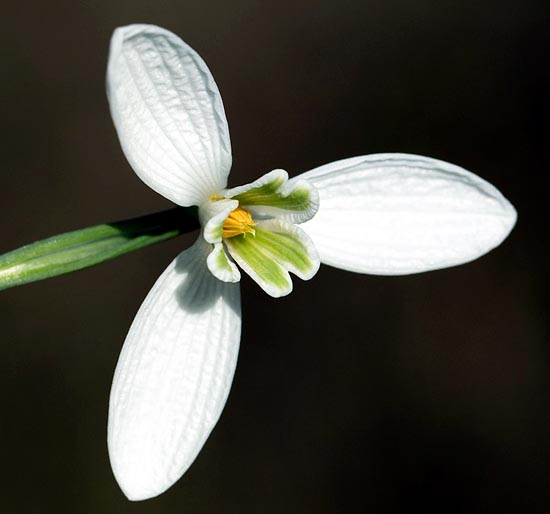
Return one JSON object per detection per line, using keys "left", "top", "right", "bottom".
{"left": 1, "top": 1, "right": 548, "bottom": 513}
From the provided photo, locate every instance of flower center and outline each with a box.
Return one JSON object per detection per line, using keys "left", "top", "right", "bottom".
{"left": 222, "top": 207, "right": 256, "bottom": 239}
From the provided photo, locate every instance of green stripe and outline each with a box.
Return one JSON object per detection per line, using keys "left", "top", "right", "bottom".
{"left": 253, "top": 227, "right": 313, "bottom": 274}
{"left": 233, "top": 182, "right": 312, "bottom": 212}
{"left": 227, "top": 234, "right": 290, "bottom": 291}
{"left": 226, "top": 224, "right": 315, "bottom": 293}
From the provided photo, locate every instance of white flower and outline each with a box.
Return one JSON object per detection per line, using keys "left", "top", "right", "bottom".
{"left": 106, "top": 24, "right": 517, "bottom": 501}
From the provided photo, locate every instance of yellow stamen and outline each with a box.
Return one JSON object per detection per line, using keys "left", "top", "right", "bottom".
{"left": 222, "top": 207, "right": 256, "bottom": 238}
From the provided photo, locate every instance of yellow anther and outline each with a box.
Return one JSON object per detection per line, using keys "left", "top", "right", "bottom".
{"left": 222, "top": 207, "right": 256, "bottom": 238}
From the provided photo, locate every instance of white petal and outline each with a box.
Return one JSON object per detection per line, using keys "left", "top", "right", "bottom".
{"left": 108, "top": 240, "right": 241, "bottom": 501}
{"left": 199, "top": 198, "right": 239, "bottom": 244}
{"left": 293, "top": 154, "right": 517, "bottom": 274}
{"left": 107, "top": 24, "right": 232, "bottom": 206}
{"left": 206, "top": 242, "right": 241, "bottom": 282}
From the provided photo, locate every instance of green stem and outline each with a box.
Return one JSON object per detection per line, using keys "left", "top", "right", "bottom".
{"left": 0, "top": 206, "right": 199, "bottom": 291}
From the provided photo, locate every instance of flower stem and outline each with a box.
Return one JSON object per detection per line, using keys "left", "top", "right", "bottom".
{"left": 0, "top": 206, "right": 199, "bottom": 291}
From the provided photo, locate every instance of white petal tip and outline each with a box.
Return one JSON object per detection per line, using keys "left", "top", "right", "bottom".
{"left": 488, "top": 199, "right": 517, "bottom": 247}
{"left": 114, "top": 469, "right": 169, "bottom": 502}
{"left": 111, "top": 451, "right": 184, "bottom": 501}
{"left": 503, "top": 201, "right": 518, "bottom": 233}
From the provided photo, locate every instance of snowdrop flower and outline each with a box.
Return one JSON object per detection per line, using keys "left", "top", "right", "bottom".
{"left": 106, "top": 24, "right": 516, "bottom": 500}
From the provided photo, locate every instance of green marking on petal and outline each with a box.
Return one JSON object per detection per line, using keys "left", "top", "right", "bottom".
{"left": 225, "top": 234, "right": 291, "bottom": 294}
{"left": 235, "top": 184, "right": 312, "bottom": 212}
{"left": 215, "top": 246, "right": 233, "bottom": 270}
{"left": 206, "top": 242, "right": 240, "bottom": 283}
{"left": 225, "top": 169, "right": 319, "bottom": 223}
{"left": 231, "top": 175, "right": 284, "bottom": 203}
{"left": 207, "top": 223, "right": 223, "bottom": 242}
{"left": 224, "top": 219, "right": 320, "bottom": 297}
{"left": 253, "top": 226, "right": 314, "bottom": 275}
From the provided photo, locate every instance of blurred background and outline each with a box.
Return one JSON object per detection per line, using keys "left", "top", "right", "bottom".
{"left": 1, "top": 1, "right": 548, "bottom": 512}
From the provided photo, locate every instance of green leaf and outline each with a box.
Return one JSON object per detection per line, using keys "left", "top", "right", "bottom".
{"left": 0, "top": 207, "right": 199, "bottom": 291}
